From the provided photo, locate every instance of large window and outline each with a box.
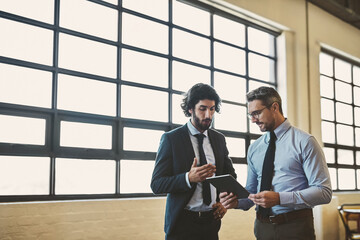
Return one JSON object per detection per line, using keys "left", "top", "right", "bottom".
{"left": 0, "top": 0, "right": 278, "bottom": 201}
{"left": 320, "top": 50, "right": 360, "bottom": 191}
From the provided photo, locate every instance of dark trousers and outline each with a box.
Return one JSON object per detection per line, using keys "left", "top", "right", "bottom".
{"left": 166, "top": 210, "right": 221, "bottom": 240}
{"left": 254, "top": 215, "right": 315, "bottom": 240}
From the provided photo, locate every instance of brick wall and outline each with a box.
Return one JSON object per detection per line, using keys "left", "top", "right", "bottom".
{"left": 0, "top": 198, "right": 256, "bottom": 240}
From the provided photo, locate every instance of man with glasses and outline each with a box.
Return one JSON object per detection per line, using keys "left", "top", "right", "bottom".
{"left": 220, "top": 86, "right": 332, "bottom": 240}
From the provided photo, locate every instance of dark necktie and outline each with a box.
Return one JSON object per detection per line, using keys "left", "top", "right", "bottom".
{"left": 259, "top": 131, "right": 276, "bottom": 217}
{"left": 195, "top": 134, "right": 211, "bottom": 206}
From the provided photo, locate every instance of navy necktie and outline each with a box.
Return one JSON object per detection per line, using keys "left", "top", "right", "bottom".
{"left": 195, "top": 134, "right": 211, "bottom": 206}
{"left": 259, "top": 131, "right": 276, "bottom": 217}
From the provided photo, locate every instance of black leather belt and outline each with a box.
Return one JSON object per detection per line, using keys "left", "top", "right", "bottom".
{"left": 256, "top": 208, "right": 313, "bottom": 224}
{"left": 183, "top": 209, "right": 214, "bottom": 219}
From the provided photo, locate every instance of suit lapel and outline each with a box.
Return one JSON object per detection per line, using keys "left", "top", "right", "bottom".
{"left": 179, "top": 124, "right": 196, "bottom": 170}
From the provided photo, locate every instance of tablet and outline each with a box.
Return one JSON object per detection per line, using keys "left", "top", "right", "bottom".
{"left": 206, "top": 174, "right": 249, "bottom": 199}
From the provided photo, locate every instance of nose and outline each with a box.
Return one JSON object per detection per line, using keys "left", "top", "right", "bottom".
{"left": 251, "top": 116, "right": 257, "bottom": 123}
{"left": 205, "top": 109, "right": 211, "bottom": 118}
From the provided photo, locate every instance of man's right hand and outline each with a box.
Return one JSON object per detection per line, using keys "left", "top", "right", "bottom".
{"left": 219, "top": 192, "right": 238, "bottom": 209}
{"left": 188, "top": 158, "right": 216, "bottom": 183}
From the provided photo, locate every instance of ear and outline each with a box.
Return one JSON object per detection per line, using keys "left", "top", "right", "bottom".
{"left": 272, "top": 102, "right": 279, "bottom": 112}
{"left": 189, "top": 108, "right": 193, "bottom": 115}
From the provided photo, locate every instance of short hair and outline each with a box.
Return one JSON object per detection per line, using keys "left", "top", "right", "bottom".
{"left": 181, "top": 83, "right": 221, "bottom": 117}
{"left": 246, "top": 86, "right": 283, "bottom": 115}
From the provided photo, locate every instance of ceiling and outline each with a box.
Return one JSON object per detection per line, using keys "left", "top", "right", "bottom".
{"left": 309, "top": 0, "right": 360, "bottom": 30}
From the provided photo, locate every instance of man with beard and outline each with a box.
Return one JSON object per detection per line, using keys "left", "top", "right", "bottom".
{"left": 220, "top": 86, "right": 332, "bottom": 240}
{"left": 151, "top": 83, "right": 236, "bottom": 240}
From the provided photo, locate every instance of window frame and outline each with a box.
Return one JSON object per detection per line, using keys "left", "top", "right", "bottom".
{"left": 320, "top": 48, "right": 360, "bottom": 192}
{"left": 0, "top": 0, "right": 279, "bottom": 202}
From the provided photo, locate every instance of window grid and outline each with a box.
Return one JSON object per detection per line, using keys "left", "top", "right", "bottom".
{"left": 0, "top": 0, "right": 278, "bottom": 202}
{"left": 320, "top": 49, "right": 360, "bottom": 192}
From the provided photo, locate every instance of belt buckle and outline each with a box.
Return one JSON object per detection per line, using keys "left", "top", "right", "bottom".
{"left": 269, "top": 215, "right": 277, "bottom": 224}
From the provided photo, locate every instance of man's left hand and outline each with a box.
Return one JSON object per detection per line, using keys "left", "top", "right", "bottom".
{"left": 212, "top": 202, "right": 227, "bottom": 221}
{"left": 248, "top": 191, "right": 280, "bottom": 208}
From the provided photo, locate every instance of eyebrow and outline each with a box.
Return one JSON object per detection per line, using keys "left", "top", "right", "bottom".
{"left": 199, "top": 105, "right": 216, "bottom": 108}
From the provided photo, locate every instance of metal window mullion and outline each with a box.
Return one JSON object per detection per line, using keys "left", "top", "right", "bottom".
{"left": 49, "top": 0, "right": 61, "bottom": 197}
{"left": 115, "top": 0, "right": 123, "bottom": 195}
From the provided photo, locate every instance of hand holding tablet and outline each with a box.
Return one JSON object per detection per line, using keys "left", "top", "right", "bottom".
{"left": 206, "top": 174, "right": 249, "bottom": 199}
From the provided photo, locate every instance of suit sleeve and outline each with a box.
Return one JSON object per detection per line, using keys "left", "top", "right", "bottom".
{"left": 222, "top": 135, "right": 237, "bottom": 179}
{"left": 151, "top": 133, "right": 194, "bottom": 194}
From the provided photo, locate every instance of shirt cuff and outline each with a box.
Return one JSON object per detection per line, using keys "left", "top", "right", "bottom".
{"left": 279, "top": 192, "right": 294, "bottom": 205}
{"left": 185, "top": 172, "right": 191, "bottom": 188}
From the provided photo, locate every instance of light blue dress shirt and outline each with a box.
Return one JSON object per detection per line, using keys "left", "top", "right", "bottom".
{"left": 238, "top": 119, "right": 332, "bottom": 215}
{"left": 185, "top": 120, "right": 217, "bottom": 211}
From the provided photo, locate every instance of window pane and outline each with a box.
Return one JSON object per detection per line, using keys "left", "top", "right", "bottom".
{"left": 354, "top": 87, "right": 360, "bottom": 106}
{"left": 57, "top": 74, "right": 116, "bottom": 116}
{"left": 123, "top": 0, "right": 168, "bottom": 21}
{"left": 0, "top": 0, "right": 54, "bottom": 23}
{"left": 172, "top": 93, "right": 189, "bottom": 125}
{"left": 357, "top": 151, "right": 360, "bottom": 165}
{"left": 328, "top": 168, "right": 337, "bottom": 190}
{"left": 248, "top": 27, "right": 275, "bottom": 57}
{"left": 0, "top": 115, "right": 45, "bottom": 145}
{"left": 213, "top": 15, "right": 245, "bottom": 47}
{"left": 121, "top": 85, "right": 168, "bottom": 122}
{"left": 216, "top": 104, "right": 247, "bottom": 132}
{"left": 123, "top": 127, "right": 164, "bottom": 152}
{"left": 226, "top": 137, "right": 246, "bottom": 158}
{"left": 214, "top": 72, "right": 246, "bottom": 103}
{"left": 356, "top": 107, "right": 360, "bottom": 126}
{"left": 120, "top": 160, "right": 154, "bottom": 193}
{"left": 321, "top": 121, "right": 335, "bottom": 144}
{"left": 338, "top": 168, "right": 355, "bottom": 190}
{"left": 214, "top": 41, "right": 245, "bottom": 75}
{"left": 249, "top": 53, "right": 275, "bottom": 82}
{"left": 337, "top": 149, "right": 354, "bottom": 165}
{"left": 121, "top": 49, "right": 168, "bottom": 88}
{"left": 335, "top": 81, "right": 352, "bottom": 104}
{"left": 354, "top": 66, "right": 360, "bottom": 86}
{"left": 0, "top": 156, "right": 49, "bottom": 195}
{"left": 60, "top": 121, "right": 112, "bottom": 149}
{"left": 233, "top": 164, "right": 247, "bottom": 186}
{"left": 172, "top": 61, "right": 210, "bottom": 92}
{"left": 336, "top": 102, "right": 353, "bottom": 125}
{"left": 320, "top": 75, "right": 334, "bottom": 98}
{"left": 60, "top": 0, "right": 117, "bottom": 41}
{"left": 335, "top": 58, "right": 352, "bottom": 83}
{"left": 319, "top": 52, "right": 333, "bottom": 77}
{"left": 59, "top": 33, "right": 117, "bottom": 78}
{"left": 173, "top": 0, "right": 210, "bottom": 35}
{"left": 173, "top": 29, "right": 210, "bottom": 65}
{"left": 56, "top": 158, "right": 115, "bottom": 194}
{"left": 0, "top": 63, "right": 52, "bottom": 108}
{"left": 320, "top": 99, "right": 334, "bottom": 121}
{"left": 122, "top": 13, "right": 168, "bottom": 54}
{"left": 248, "top": 81, "right": 272, "bottom": 93}
{"left": 337, "top": 124, "right": 354, "bottom": 146}
{"left": 356, "top": 128, "right": 360, "bottom": 147}
{"left": 0, "top": 18, "right": 53, "bottom": 65}
{"left": 323, "top": 147, "right": 335, "bottom": 164}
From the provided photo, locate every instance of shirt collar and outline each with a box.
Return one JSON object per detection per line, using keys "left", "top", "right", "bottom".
{"left": 187, "top": 120, "right": 208, "bottom": 137}
{"left": 269, "top": 118, "right": 291, "bottom": 142}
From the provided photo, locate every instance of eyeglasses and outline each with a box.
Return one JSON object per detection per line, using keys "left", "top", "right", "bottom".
{"left": 247, "top": 103, "right": 274, "bottom": 119}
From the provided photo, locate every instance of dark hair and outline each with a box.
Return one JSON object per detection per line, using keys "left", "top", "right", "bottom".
{"left": 181, "top": 83, "right": 221, "bottom": 117}
{"left": 246, "top": 86, "right": 283, "bottom": 115}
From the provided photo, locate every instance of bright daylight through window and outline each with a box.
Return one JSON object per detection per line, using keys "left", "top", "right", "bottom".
{"left": 320, "top": 50, "right": 360, "bottom": 191}
{"left": 0, "top": 0, "right": 278, "bottom": 201}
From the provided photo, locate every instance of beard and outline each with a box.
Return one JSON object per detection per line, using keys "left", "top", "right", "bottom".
{"left": 193, "top": 114, "right": 212, "bottom": 131}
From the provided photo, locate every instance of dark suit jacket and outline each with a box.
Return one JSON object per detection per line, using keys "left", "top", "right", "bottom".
{"left": 150, "top": 124, "right": 237, "bottom": 235}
